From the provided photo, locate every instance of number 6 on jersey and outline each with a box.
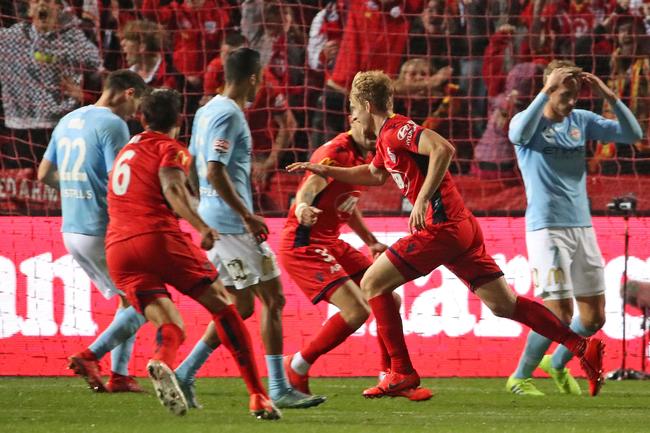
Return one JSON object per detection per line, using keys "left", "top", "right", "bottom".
{"left": 112, "top": 150, "right": 136, "bottom": 196}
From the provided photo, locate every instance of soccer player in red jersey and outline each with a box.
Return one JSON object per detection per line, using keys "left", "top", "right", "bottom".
{"left": 105, "top": 89, "right": 280, "bottom": 419}
{"left": 279, "top": 118, "right": 432, "bottom": 402}
{"left": 288, "top": 70, "right": 605, "bottom": 398}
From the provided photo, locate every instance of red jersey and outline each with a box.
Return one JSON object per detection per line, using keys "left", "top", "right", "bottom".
{"left": 282, "top": 132, "right": 372, "bottom": 247}
{"left": 141, "top": 0, "right": 229, "bottom": 77}
{"left": 371, "top": 114, "right": 470, "bottom": 225}
{"left": 203, "top": 56, "right": 225, "bottom": 96}
{"left": 106, "top": 131, "right": 192, "bottom": 246}
{"left": 247, "top": 70, "right": 289, "bottom": 156}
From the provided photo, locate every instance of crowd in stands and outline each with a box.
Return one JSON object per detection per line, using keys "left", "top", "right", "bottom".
{"left": 1, "top": 0, "right": 649, "bottom": 215}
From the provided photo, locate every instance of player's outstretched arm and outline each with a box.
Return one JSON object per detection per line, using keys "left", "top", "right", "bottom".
{"left": 159, "top": 167, "right": 219, "bottom": 250}
{"left": 286, "top": 162, "right": 388, "bottom": 186}
{"left": 207, "top": 161, "right": 269, "bottom": 243}
{"left": 294, "top": 171, "right": 327, "bottom": 226}
{"left": 37, "top": 158, "right": 60, "bottom": 191}
{"left": 347, "top": 207, "right": 387, "bottom": 259}
{"left": 410, "top": 129, "right": 455, "bottom": 232}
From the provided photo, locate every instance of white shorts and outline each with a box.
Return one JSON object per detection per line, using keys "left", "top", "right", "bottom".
{"left": 207, "top": 233, "right": 281, "bottom": 290}
{"left": 62, "top": 232, "right": 123, "bottom": 300}
{"left": 526, "top": 227, "right": 605, "bottom": 301}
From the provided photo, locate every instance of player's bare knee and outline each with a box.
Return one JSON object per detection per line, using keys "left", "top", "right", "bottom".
{"left": 554, "top": 307, "right": 573, "bottom": 325}
{"left": 236, "top": 303, "right": 255, "bottom": 320}
{"left": 360, "top": 274, "right": 383, "bottom": 298}
{"left": 198, "top": 287, "right": 231, "bottom": 314}
{"left": 583, "top": 314, "right": 606, "bottom": 332}
{"left": 262, "top": 291, "right": 286, "bottom": 313}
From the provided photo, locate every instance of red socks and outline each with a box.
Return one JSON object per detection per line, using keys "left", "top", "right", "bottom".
{"left": 377, "top": 334, "right": 391, "bottom": 372}
{"left": 212, "top": 304, "right": 265, "bottom": 395}
{"left": 512, "top": 296, "right": 586, "bottom": 357}
{"left": 368, "top": 292, "right": 414, "bottom": 374}
{"left": 301, "top": 312, "right": 356, "bottom": 364}
{"left": 153, "top": 323, "right": 185, "bottom": 368}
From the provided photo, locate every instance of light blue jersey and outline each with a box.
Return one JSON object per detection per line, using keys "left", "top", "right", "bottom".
{"left": 510, "top": 93, "right": 643, "bottom": 231}
{"left": 189, "top": 95, "right": 253, "bottom": 234}
{"left": 44, "top": 106, "right": 129, "bottom": 236}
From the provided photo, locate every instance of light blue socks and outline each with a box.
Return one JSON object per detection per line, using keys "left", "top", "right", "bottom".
{"left": 265, "top": 354, "right": 290, "bottom": 400}
{"left": 88, "top": 306, "right": 146, "bottom": 375}
{"left": 551, "top": 316, "right": 595, "bottom": 369}
{"left": 175, "top": 340, "right": 215, "bottom": 383}
{"left": 513, "top": 331, "right": 552, "bottom": 378}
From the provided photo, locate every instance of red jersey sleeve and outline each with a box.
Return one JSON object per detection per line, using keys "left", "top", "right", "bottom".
{"left": 160, "top": 141, "right": 191, "bottom": 174}
{"left": 371, "top": 150, "right": 384, "bottom": 169}
{"left": 386, "top": 118, "right": 425, "bottom": 153}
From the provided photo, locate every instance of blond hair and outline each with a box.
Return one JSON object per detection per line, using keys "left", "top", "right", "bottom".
{"left": 398, "top": 58, "right": 431, "bottom": 81}
{"left": 543, "top": 59, "right": 582, "bottom": 83}
{"left": 351, "top": 71, "right": 393, "bottom": 112}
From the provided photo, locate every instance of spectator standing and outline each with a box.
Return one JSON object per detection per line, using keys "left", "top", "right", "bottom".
{"left": 0, "top": 0, "right": 101, "bottom": 168}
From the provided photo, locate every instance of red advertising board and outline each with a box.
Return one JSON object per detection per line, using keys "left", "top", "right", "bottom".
{"left": 1, "top": 217, "right": 649, "bottom": 377}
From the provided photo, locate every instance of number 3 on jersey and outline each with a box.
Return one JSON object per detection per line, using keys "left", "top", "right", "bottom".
{"left": 112, "top": 150, "right": 136, "bottom": 195}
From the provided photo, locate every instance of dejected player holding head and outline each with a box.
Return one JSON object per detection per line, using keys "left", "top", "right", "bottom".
{"left": 506, "top": 60, "right": 643, "bottom": 396}
{"left": 104, "top": 88, "right": 280, "bottom": 420}
{"left": 287, "top": 70, "right": 606, "bottom": 398}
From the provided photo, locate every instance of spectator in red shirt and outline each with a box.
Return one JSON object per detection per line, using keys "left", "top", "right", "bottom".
{"left": 248, "top": 69, "right": 298, "bottom": 212}
{"left": 140, "top": 0, "right": 229, "bottom": 87}
{"left": 328, "top": 0, "right": 423, "bottom": 93}
{"left": 307, "top": 1, "right": 344, "bottom": 81}
{"left": 312, "top": 1, "right": 422, "bottom": 151}
{"left": 483, "top": 24, "right": 518, "bottom": 99}
{"left": 201, "top": 31, "right": 247, "bottom": 106}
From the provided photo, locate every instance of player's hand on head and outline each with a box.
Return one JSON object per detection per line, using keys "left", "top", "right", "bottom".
{"left": 543, "top": 68, "right": 578, "bottom": 94}
{"left": 409, "top": 198, "right": 428, "bottom": 233}
{"left": 295, "top": 202, "right": 322, "bottom": 226}
{"left": 368, "top": 242, "right": 388, "bottom": 259}
{"left": 244, "top": 213, "right": 270, "bottom": 243}
{"left": 199, "top": 226, "right": 220, "bottom": 250}
{"left": 580, "top": 72, "right": 616, "bottom": 101}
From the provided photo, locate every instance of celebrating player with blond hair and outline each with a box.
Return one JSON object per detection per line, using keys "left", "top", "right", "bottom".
{"left": 288, "top": 69, "right": 606, "bottom": 398}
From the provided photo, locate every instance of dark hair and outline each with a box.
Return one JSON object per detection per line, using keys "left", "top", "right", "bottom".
{"left": 225, "top": 47, "right": 261, "bottom": 83}
{"left": 104, "top": 69, "right": 148, "bottom": 97}
{"left": 140, "top": 88, "right": 181, "bottom": 132}
{"left": 223, "top": 31, "right": 246, "bottom": 48}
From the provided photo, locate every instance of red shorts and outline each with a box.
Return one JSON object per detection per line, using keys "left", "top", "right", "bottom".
{"left": 279, "top": 238, "right": 372, "bottom": 304}
{"left": 386, "top": 215, "right": 503, "bottom": 291}
{"left": 106, "top": 231, "right": 218, "bottom": 313}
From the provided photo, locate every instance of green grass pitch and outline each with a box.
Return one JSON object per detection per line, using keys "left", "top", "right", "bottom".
{"left": 2, "top": 377, "right": 649, "bottom": 433}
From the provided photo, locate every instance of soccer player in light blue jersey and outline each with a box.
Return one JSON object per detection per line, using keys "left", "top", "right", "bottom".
{"left": 507, "top": 60, "right": 643, "bottom": 396}
{"left": 174, "top": 48, "right": 325, "bottom": 410}
{"left": 38, "top": 70, "right": 149, "bottom": 393}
